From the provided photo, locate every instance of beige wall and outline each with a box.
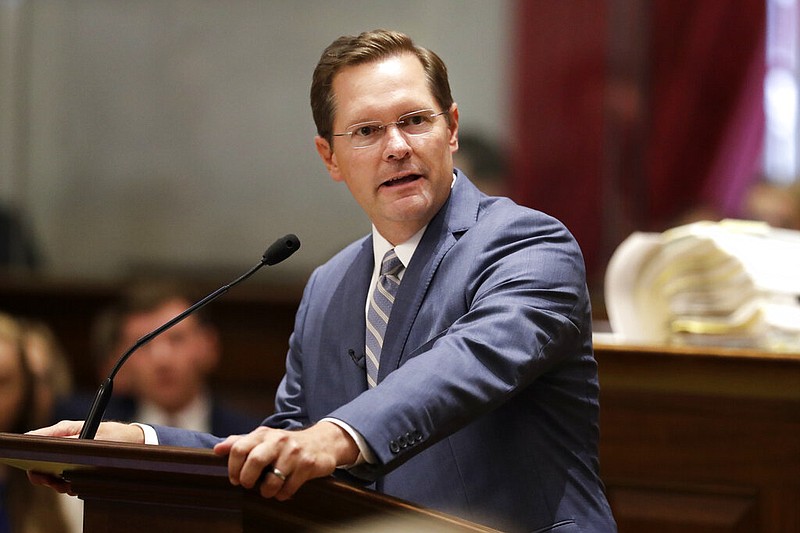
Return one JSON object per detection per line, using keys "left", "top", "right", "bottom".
{"left": 1, "top": 0, "right": 510, "bottom": 282}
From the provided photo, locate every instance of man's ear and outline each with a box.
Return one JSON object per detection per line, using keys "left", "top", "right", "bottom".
{"left": 315, "top": 136, "right": 344, "bottom": 182}
{"left": 447, "top": 103, "right": 460, "bottom": 153}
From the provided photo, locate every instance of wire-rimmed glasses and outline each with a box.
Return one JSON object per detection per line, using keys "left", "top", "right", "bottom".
{"left": 332, "top": 109, "right": 448, "bottom": 148}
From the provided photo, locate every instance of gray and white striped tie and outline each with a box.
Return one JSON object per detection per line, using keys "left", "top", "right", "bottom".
{"left": 365, "top": 249, "right": 404, "bottom": 388}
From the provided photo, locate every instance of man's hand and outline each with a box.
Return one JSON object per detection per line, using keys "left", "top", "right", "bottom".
{"left": 26, "top": 420, "right": 145, "bottom": 443}
{"left": 26, "top": 420, "right": 146, "bottom": 494}
{"left": 214, "top": 421, "right": 359, "bottom": 501}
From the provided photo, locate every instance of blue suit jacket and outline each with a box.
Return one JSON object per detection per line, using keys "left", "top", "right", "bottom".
{"left": 156, "top": 172, "right": 616, "bottom": 532}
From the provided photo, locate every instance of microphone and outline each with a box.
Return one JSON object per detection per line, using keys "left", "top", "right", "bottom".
{"left": 78, "top": 234, "right": 301, "bottom": 440}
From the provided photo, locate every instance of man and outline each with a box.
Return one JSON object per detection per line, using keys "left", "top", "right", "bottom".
{"left": 0, "top": 204, "right": 39, "bottom": 271}
{"left": 32, "top": 30, "right": 616, "bottom": 532}
{"left": 53, "top": 280, "right": 261, "bottom": 436}
{"left": 452, "top": 131, "right": 508, "bottom": 197}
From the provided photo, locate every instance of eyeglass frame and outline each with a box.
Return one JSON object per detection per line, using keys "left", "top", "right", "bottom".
{"left": 332, "top": 108, "right": 449, "bottom": 148}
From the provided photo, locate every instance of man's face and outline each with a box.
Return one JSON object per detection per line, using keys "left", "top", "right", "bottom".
{"left": 122, "top": 299, "right": 219, "bottom": 413}
{"left": 315, "top": 53, "right": 459, "bottom": 245}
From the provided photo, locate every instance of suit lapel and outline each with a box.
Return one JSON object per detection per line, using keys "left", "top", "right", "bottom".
{"left": 323, "top": 237, "right": 374, "bottom": 400}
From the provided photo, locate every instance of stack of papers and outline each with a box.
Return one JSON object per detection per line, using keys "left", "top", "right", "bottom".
{"left": 605, "top": 220, "right": 800, "bottom": 350}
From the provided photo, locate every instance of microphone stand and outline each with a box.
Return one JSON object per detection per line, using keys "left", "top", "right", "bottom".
{"left": 79, "top": 234, "right": 300, "bottom": 439}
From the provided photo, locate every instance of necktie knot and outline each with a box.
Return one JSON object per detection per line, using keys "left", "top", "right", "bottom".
{"left": 380, "top": 249, "right": 403, "bottom": 278}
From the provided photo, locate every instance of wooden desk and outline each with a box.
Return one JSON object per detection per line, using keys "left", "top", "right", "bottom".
{"left": 0, "top": 434, "right": 498, "bottom": 532}
{"left": 595, "top": 341, "right": 800, "bottom": 533}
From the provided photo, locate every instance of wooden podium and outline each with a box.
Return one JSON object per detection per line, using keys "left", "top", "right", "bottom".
{"left": 0, "top": 433, "right": 496, "bottom": 532}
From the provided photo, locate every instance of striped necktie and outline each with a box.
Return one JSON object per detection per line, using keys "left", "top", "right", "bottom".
{"left": 365, "top": 249, "right": 404, "bottom": 388}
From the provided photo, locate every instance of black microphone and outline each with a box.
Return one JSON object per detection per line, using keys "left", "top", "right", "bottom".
{"left": 78, "top": 234, "right": 300, "bottom": 440}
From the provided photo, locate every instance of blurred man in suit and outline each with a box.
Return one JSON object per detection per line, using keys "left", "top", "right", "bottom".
{"left": 54, "top": 279, "right": 260, "bottom": 437}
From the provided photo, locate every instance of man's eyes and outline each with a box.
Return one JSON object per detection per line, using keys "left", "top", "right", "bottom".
{"left": 403, "top": 114, "right": 427, "bottom": 126}
{"left": 354, "top": 124, "right": 381, "bottom": 137}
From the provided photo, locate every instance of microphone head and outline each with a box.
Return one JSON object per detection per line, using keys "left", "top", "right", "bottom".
{"left": 262, "top": 234, "right": 301, "bottom": 265}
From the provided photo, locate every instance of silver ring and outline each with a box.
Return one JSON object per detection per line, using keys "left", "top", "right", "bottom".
{"left": 270, "top": 467, "right": 287, "bottom": 482}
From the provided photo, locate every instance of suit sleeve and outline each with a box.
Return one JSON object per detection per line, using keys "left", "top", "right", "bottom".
{"left": 328, "top": 209, "right": 590, "bottom": 479}
{"left": 153, "top": 424, "right": 225, "bottom": 448}
{"left": 261, "top": 269, "right": 317, "bottom": 431}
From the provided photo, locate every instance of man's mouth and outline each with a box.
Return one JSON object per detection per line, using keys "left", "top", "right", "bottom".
{"left": 381, "top": 174, "right": 422, "bottom": 187}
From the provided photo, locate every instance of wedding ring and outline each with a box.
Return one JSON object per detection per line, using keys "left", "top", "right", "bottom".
{"left": 270, "top": 467, "right": 287, "bottom": 482}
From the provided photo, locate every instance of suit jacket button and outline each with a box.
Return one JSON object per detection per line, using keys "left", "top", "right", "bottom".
{"left": 412, "top": 430, "right": 423, "bottom": 442}
{"left": 398, "top": 435, "right": 408, "bottom": 448}
{"left": 404, "top": 432, "right": 414, "bottom": 446}
{"left": 390, "top": 440, "right": 400, "bottom": 454}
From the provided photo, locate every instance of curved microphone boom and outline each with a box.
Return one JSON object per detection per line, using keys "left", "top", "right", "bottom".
{"left": 78, "top": 234, "right": 300, "bottom": 440}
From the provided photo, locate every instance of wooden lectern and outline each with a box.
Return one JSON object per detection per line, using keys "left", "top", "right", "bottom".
{"left": 0, "top": 433, "right": 497, "bottom": 532}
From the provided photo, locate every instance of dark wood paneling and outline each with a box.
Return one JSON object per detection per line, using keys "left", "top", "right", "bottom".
{"left": 596, "top": 342, "right": 800, "bottom": 533}
{"left": 0, "top": 275, "right": 301, "bottom": 417}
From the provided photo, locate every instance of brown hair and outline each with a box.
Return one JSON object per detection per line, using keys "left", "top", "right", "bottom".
{"left": 91, "top": 278, "right": 208, "bottom": 365}
{"left": 0, "top": 313, "right": 71, "bottom": 533}
{"left": 0, "top": 313, "right": 35, "bottom": 433}
{"left": 311, "top": 29, "right": 454, "bottom": 144}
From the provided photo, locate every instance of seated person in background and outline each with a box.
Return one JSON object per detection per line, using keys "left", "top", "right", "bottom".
{"left": 0, "top": 204, "right": 40, "bottom": 271}
{"left": 20, "top": 319, "right": 74, "bottom": 428}
{"left": 451, "top": 131, "right": 508, "bottom": 197}
{"left": 54, "top": 279, "right": 262, "bottom": 436}
{"left": 0, "top": 312, "right": 72, "bottom": 533}
{"left": 741, "top": 179, "right": 800, "bottom": 230}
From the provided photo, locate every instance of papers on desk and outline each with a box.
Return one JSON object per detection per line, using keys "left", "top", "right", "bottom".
{"left": 605, "top": 219, "right": 800, "bottom": 350}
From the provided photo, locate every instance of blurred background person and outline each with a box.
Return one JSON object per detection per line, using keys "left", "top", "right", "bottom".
{"left": 20, "top": 320, "right": 74, "bottom": 429}
{"left": 54, "top": 279, "right": 261, "bottom": 436}
{"left": 451, "top": 131, "right": 508, "bottom": 197}
{"left": 0, "top": 312, "right": 72, "bottom": 533}
{"left": 741, "top": 179, "right": 800, "bottom": 230}
{"left": 0, "top": 205, "right": 40, "bottom": 273}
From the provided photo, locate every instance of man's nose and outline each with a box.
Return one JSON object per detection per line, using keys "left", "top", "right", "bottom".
{"left": 382, "top": 124, "right": 412, "bottom": 160}
{"left": 146, "top": 337, "right": 173, "bottom": 361}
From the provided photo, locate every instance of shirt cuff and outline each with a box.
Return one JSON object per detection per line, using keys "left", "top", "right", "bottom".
{"left": 320, "top": 417, "right": 376, "bottom": 467}
{"left": 132, "top": 423, "right": 159, "bottom": 445}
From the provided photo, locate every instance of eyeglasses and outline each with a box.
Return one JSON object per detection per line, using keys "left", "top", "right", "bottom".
{"left": 332, "top": 109, "right": 448, "bottom": 148}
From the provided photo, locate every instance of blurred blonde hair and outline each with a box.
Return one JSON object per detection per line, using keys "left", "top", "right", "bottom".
{"left": 0, "top": 311, "right": 71, "bottom": 533}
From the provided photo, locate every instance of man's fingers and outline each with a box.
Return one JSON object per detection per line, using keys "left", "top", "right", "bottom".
{"left": 26, "top": 420, "right": 84, "bottom": 438}
{"left": 26, "top": 420, "right": 143, "bottom": 443}
{"left": 226, "top": 428, "right": 274, "bottom": 487}
{"left": 213, "top": 434, "right": 242, "bottom": 456}
{"left": 257, "top": 465, "right": 289, "bottom": 499}
{"left": 274, "top": 468, "right": 309, "bottom": 501}
{"left": 27, "top": 470, "right": 72, "bottom": 494}
{"left": 237, "top": 439, "right": 281, "bottom": 488}
{"left": 223, "top": 424, "right": 343, "bottom": 500}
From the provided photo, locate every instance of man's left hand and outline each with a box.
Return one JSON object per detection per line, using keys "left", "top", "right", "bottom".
{"left": 213, "top": 421, "right": 359, "bottom": 500}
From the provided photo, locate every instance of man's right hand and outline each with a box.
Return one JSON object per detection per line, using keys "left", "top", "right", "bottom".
{"left": 26, "top": 420, "right": 146, "bottom": 494}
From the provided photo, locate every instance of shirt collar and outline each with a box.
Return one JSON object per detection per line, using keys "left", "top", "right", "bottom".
{"left": 371, "top": 224, "right": 425, "bottom": 271}
{"left": 137, "top": 391, "right": 212, "bottom": 432}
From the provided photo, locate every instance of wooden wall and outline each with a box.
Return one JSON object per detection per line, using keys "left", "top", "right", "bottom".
{"left": 596, "top": 342, "right": 800, "bottom": 533}
{"left": 0, "top": 276, "right": 301, "bottom": 417}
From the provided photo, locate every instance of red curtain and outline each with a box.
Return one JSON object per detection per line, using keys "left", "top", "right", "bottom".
{"left": 511, "top": 0, "right": 766, "bottom": 289}
{"left": 647, "top": 0, "right": 766, "bottom": 225}
{"left": 510, "top": 1, "right": 608, "bottom": 285}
